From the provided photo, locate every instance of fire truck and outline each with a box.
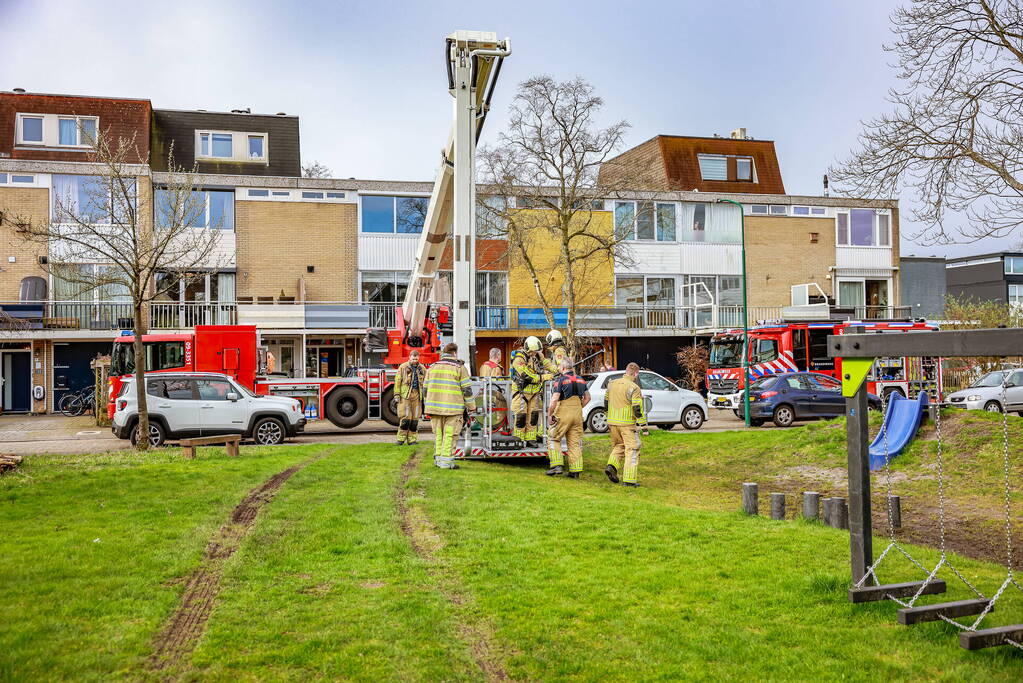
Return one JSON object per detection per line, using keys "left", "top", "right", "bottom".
{"left": 706, "top": 318, "right": 942, "bottom": 413}
{"left": 108, "top": 325, "right": 398, "bottom": 428}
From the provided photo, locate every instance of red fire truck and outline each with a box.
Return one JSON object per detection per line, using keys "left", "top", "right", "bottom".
{"left": 706, "top": 319, "right": 942, "bottom": 413}
{"left": 108, "top": 325, "right": 398, "bottom": 428}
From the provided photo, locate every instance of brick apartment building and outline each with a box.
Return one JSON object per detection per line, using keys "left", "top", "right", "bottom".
{"left": 0, "top": 89, "right": 906, "bottom": 411}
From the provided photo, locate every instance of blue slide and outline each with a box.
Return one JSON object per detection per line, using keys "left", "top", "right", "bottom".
{"left": 868, "top": 392, "right": 929, "bottom": 470}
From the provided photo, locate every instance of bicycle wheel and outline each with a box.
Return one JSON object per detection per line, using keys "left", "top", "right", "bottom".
{"left": 58, "top": 393, "right": 78, "bottom": 417}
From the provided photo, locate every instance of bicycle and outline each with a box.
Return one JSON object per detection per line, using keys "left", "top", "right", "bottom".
{"left": 59, "top": 386, "right": 96, "bottom": 417}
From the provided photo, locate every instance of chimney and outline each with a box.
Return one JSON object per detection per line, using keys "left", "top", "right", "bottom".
{"left": 730, "top": 127, "right": 748, "bottom": 140}
{"left": 12, "top": 87, "right": 26, "bottom": 93}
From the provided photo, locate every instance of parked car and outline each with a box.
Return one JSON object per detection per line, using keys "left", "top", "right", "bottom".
{"left": 741, "top": 372, "right": 882, "bottom": 427}
{"left": 583, "top": 370, "right": 707, "bottom": 432}
{"left": 946, "top": 368, "right": 1023, "bottom": 415}
{"left": 112, "top": 372, "right": 305, "bottom": 447}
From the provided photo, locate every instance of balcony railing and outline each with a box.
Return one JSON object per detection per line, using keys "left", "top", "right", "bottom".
{"left": 854, "top": 305, "right": 913, "bottom": 320}
{"left": 0, "top": 301, "right": 134, "bottom": 331}
{"left": 150, "top": 302, "right": 238, "bottom": 329}
{"left": 474, "top": 305, "right": 785, "bottom": 332}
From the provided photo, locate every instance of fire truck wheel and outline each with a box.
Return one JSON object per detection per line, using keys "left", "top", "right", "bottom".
{"left": 381, "top": 387, "right": 399, "bottom": 426}
{"left": 325, "top": 387, "right": 368, "bottom": 428}
{"left": 882, "top": 387, "right": 905, "bottom": 402}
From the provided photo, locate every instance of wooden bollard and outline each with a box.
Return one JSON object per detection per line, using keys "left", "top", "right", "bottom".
{"left": 770, "top": 493, "right": 786, "bottom": 520}
{"left": 803, "top": 491, "right": 820, "bottom": 521}
{"left": 888, "top": 495, "right": 902, "bottom": 529}
{"left": 835, "top": 497, "right": 849, "bottom": 530}
{"left": 742, "top": 482, "right": 759, "bottom": 516}
{"left": 822, "top": 497, "right": 835, "bottom": 527}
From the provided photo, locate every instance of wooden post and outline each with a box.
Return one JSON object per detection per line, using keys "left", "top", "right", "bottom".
{"left": 846, "top": 381, "right": 873, "bottom": 583}
{"left": 770, "top": 493, "right": 786, "bottom": 520}
{"left": 888, "top": 495, "right": 902, "bottom": 529}
{"left": 742, "top": 482, "right": 758, "bottom": 516}
{"left": 835, "top": 497, "right": 850, "bottom": 530}
{"left": 803, "top": 491, "right": 820, "bottom": 521}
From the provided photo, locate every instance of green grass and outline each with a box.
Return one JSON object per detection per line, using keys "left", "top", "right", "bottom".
{"left": 1, "top": 419, "right": 1021, "bottom": 680}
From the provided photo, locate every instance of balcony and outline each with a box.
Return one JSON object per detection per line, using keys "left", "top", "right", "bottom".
{"left": 474, "top": 305, "right": 785, "bottom": 334}
{"left": 0, "top": 301, "right": 135, "bottom": 331}
{"left": 150, "top": 302, "right": 237, "bottom": 329}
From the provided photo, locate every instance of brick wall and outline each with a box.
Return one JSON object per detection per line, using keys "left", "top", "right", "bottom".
{"left": 0, "top": 92, "right": 150, "bottom": 163}
{"left": 744, "top": 216, "right": 836, "bottom": 308}
{"left": 235, "top": 200, "right": 357, "bottom": 300}
{"left": 0, "top": 187, "right": 49, "bottom": 300}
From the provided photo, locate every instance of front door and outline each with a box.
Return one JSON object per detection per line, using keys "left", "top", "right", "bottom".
{"left": 1, "top": 352, "right": 31, "bottom": 412}
{"left": 196, "top": 377, "right": 250, "bottom": 435}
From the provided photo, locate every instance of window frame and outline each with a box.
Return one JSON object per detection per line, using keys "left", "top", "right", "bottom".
{"left": 156, "top": 188, "right": 235, "bottom": 231}
{"left": 614, "top": 200, "right": 677, "bottom": 242}
{"left": 1004, "top": 256, "right": 1023, "bottom": 275}
{"left": 16, "top": 112, "right": 99, "bottom": 148}
{"left": 359, "top": 194, "right": 430, "bottom": 235}
{"left": 195, "top": 130, "right": 268, "bottom": 163}
{"left": 835, "top": 208, "right": 892, "bottom": 248}
{"left": 16, "top": 113, "right": 45, "bottom": 144}
{"left": 57, "top": 116, "right": 99, "bottom": 147}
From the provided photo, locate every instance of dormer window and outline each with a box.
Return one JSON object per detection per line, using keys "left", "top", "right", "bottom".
{"left": 16, "top": 113, "right": 98, "bottom": 148}
{"left": 19, "top": 115, "right": 43, "bottom": 143}
{"left": 697, "top": 153, "right": 756, "bottom": 182}
{"left": 59, "top": 117, "right": 97, "bottom": 146}
{"left": 196, "top": 130, "right": 268, "bottom": 163}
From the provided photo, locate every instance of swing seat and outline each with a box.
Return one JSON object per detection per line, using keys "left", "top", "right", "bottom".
{"left": 959, "top": 624, "right": 1023, "bottom": 650}
{"left": 848, "top": 579, "right": 946, "bottom": 603}
{"left": 897, "top": 598, "right": 992, "bottom": 625}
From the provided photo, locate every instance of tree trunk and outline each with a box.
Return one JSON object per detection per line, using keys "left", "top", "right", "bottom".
{"left": 560, "top": 226, "right": 578, "bottom": 358}
{"left": 132, "top": 300, "right": 150, "bottom": 451}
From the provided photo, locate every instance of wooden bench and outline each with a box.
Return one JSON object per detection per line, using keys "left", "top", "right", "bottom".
{"left": 180, "top": 435, "right": 241, "bottom": 459}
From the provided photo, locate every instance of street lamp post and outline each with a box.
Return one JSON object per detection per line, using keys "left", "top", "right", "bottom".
{"left": 716, "top": 199, "right": 750, "bottom": 427}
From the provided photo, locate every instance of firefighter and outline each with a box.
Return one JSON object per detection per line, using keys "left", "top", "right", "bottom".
{"left": 480, "top": 347, "right": 504, "bottom": 377}
{"left": 423, "top": 342, "right": 476, "bottom": 469}
{"left": 510, "top": 336, "right": 556, "bottom": 447}
{"left": 546, "top": 358, "right": 590, "bottom": 477}
{"left": 546, "top": 329, "right": 570, "bottom": 368}
{"left": 393, "top": 349, "right": 426, "bottom": 445}
{"left": 604, "top": 362, "right": 648, "bottom": 487}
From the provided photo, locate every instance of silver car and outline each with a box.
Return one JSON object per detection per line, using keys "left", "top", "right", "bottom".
{"left": 946, "top": 368, "right": 1023, "bottom": 415}
{"left": 583, "top": 370, "right": 707, "bottom": 432}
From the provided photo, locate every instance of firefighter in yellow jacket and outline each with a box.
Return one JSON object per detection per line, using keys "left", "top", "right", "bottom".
{"left": 423, "top": 342, "right": 476, "bottom": 469}
{"left": 546, "top": 358, "right": 590, "bottom": 477}
{"left": 605, "top": 362, "right": 648, "bottom": 487}
{"left": 510, "top": 336, "right": 557, "bottom": 446}
{"left": 393, "top": 349, "right": 426, "bottom": 445}
{"left": 546, "top": 329, "right": 570, "bottom": 368}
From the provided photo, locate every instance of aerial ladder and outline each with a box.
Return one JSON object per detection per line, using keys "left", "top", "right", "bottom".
{"left": 377, "top": 31, "right": 512, "bottom": 370}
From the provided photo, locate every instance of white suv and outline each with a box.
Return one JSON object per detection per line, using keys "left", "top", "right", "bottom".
{"left": 111, "top": 372, "right": 305, "bottom": 447}
{"left": 583, "top": 370, "right": 707, "bottom": 432}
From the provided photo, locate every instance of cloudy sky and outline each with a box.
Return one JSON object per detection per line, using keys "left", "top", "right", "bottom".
{"left": 2, "top": 0, "right": 1018, "bottom": 257}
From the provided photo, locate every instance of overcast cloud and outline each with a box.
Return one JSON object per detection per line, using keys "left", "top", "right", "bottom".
{"left": 2, "top": 0, "right": 1019, "bottom": 257}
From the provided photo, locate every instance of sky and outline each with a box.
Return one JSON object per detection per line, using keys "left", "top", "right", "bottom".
{"left": 2, "top": 0, "right": 1019, "bottom": 258}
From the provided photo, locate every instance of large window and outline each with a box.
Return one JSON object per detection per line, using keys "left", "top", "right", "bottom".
{"left": 17, "top": 113, "right": 97, "bottom": 147}
{"left": 616, "top": 276, "right": 676, "bottom": 307}
{"left": 52, "top": 264, "right": 130, "bottom": 303}
{"left": 196, "top": 130, "right": 268, "bottom": 162}
{"left": 58, "top": 117, "right": 97, "bottom": 146}
{"left": 1005, "top": 256, "right": 1023, "bottom": 274}
{"left": 361, "top": 195, "right": 429, "bottom": 234}
{"left": 698, "top": 155, "right": 727, "bottom": 180}
{"left": 697, "top": 154, "right": 755, "bottom": 182}
{"left": 475, "top": 271, "right": 507, "bottom": 307}
{"left": 837, "top": 209, "right": 890, "bottom": 247}
{"left": 614, "top": 201, "right": 676, "bottom": 241}
{"left": 680, "top": 203, "right": 741, "bottom": 243}
{"left": 476, "top": 196, "right": 507, "bottom": 237}
{"left": 155, "top": 271, "right": 235, "bottom": 303}
{"left": 155, "top": 189, "right": 234, "bottom": 230}
{"left": 360, "top": 271, "right": 409, "bottom": 302}
{"left": 52, "top": 174, "right": 136, "bottom": 225}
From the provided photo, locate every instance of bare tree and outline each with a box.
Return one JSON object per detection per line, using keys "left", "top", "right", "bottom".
{"left": 478, "top": 76, "right": 633, "bottom": 354}
{"left": 676, "top": 344, "right": 710, "bottom": 392}
{"left": 302, "top": 161, "right": 332, "bottom": 178}
{"left": 830, "top": 0, "right": 1023, "bottom": 243}
{"left": 8, "top": 127, "right": 222, "bottom": 449}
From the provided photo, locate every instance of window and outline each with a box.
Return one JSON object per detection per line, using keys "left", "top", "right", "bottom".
{"left": 475, "top": 271, "right": 507, "bottom": 307}
{"left": 614, "top": 201, "right": 676, "bottom": 241}
{"left": 52, "top": 264, "right": 131, "bottom": 306}
{"left": 327, "top": 192, "right": 345, "bottom": 199}
{"left": 111, "top": 342, "right": 187, "bottom": 376}
{"left": 751, "top": 204, "right": 768, "bottom": 215}
{"left": 196, "top": 131, "right": 267, "bottom": 162}
{"left": 361, "top": 195, "right": 428, "bottom": 234}
{"left": 272, "top": 191, "right": 290, "bottom": 197}
{"left": 0, "top": 173, "right": 36, "bottom": 186}
{"left": 811, "top": 207, "right": 827, "bottom": 215}
{"left": 52, "top": 175, "right": 136, "bottom": 224}
{"left": 807, "top": 374, "right": 842, "bottom": 393}
{"left": 1010, "top": 284, "right": 1023, "bottom": 309}
{"left": 736, "top": 157, "right": 752, "bottom": 181}
{"left": 476, "top": 196, "right": 507, "bottom": 237}
{"left": 750, "top": 204, "right": 789, "bottom": 217}
{"left": 679, "top": 203, "right": 741, "bottom": 243}
{"left": 247, "top": 189, "right": 269, "bottom": 198}
{"left": 698, "top": 155, "right": 727, "bottom": 180}
{"left": 196, "top": 378, "right": 234, "bottom": 400}
{"left": 769, "top": 205, "right": 787, "bottom": 216}
{"left": 58, "top": 116, "right": 98, "bottom": 146}
{"left": 361, "top": 271, "right": 409, "bottom": 303}
{"left": 19, "top": 115, "right": 43, "bottom": 143}
{"left": 163, "top": 378, "right": 195, "bottom": 400}
{"left": 615, "top": 276, "right": 675, "bottom": 306}
{"left": 155, "top": 189, "right": 234, "bottom": 230}
{"left": 837, "top": 208, "right": 890, "bottom": 247}
{"left": 302, "top": 191, "right": 324, "bottom": 199}
{"left": 1005, "top": 257, "right": 1023, "bottom": 274}
{"left": 639, "top": 372, "right": 676, "bottom": 391}
{"left": 155, "top": 271, "right": 235, "bottom": 304}
{"left": 793, "top": 206, "right": 810, "bottom": 216}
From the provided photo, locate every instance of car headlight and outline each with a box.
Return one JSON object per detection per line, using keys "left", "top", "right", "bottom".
{"left": 967, "top": 395, "right": 981, "bottom": 401}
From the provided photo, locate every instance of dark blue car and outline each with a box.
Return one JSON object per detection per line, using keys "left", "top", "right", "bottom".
{"left": 741, "top": 372, "right": 881, "bottom": 427}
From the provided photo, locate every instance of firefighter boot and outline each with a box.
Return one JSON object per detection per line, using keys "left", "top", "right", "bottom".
{"left": 605, "top": 464, "right": 620, "bottom": 483}
{"left": 546, "top": 465, "right": 564, "bottom": 476}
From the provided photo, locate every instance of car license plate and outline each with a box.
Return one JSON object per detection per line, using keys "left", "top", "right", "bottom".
{"left": 714, "top": 397, "right": 730, "bottom": 406}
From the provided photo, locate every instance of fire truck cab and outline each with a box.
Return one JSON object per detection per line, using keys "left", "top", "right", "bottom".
{"left": 707, "top": 318, "right": 942, "bottom": 412}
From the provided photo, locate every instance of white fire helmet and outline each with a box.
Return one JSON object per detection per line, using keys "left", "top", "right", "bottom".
{"left": 524, "top": 336, "right": 543, "bottom": 352}
{"left": 546, "top": 329, "right": 564, "bottom": 346}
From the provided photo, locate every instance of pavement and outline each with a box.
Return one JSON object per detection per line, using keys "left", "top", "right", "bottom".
{"left": 0, "top": 408, "right": 775, "bottom": 456}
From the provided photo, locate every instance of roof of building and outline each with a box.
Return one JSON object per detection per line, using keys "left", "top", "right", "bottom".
{"left": 0, "top": 89, "right": 151, "bottom": 104}
{"left": 599, "top": 133, "right": 786, "bottom": 195}
{"left": 946, "top": 251, "right": 1022, "bottom": 263}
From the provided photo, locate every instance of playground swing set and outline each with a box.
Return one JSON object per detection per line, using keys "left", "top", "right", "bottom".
{"left": 831, "top": 327, "right": 1023, "bottom": 652}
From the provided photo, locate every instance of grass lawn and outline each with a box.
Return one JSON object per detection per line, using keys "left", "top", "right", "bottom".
{"left": 1, "top": 416, "right": 1021, "bottom": 680}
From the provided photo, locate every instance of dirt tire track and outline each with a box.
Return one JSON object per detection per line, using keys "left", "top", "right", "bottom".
{"left": 397, "top": 450, "right": 510, "bottom": 682}
{"left": 148, "top": 453, "right": 327, "bottom": 672}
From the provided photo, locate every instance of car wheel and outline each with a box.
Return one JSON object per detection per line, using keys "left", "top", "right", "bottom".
{"left": 657, "top": 423, "right": 676, "bottom": 431}
{"left": 772, "top": 404, "right": 795, "bottom": 428}
{"left": 984, "top": 400, "right": 1003, "bottom": 413}
{"left": 732, "top": 409, "right": 742, "bottom": 419}
{"left": 253, "top": 417, "right": 286, "bottom": 445}
{"left": 380, "top": 387, "right": 399, "bottom": 427}
{"left": 587, "top": 408, "right": 609, "bottom": 433}
{"left": 325, "top": 387, "right": 368, "bottom": 428}
{"left": 681, "top": 406, "right": 705, "bottom": 430}
{"left": 749, "top": 418, "right": 765, "bottom": 427}
{"left": 130, "top": 420, "right": 165, "bottom": 448}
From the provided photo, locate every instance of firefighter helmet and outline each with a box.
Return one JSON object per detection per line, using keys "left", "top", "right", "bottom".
{"left": 524, "top": 336, "right": 543, "bottom": 352}
{"left": 546, "top": 329, "right": 564, "bottom": 346}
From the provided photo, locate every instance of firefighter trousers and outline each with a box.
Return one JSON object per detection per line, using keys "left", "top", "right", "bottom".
{"left": 396, "top": 390, "right": 422, "bottom": 444}
{"left": 547, "top": 397, "right": 583, "bottom": 471}
{"left": 607, "top": 424, "right": 641, "bottom": 484}
{"left": 431, "top": 413, "right": 463, "bottom": 468}
{"left": 511, "top": 391, "right": 543, "bottom": 442}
